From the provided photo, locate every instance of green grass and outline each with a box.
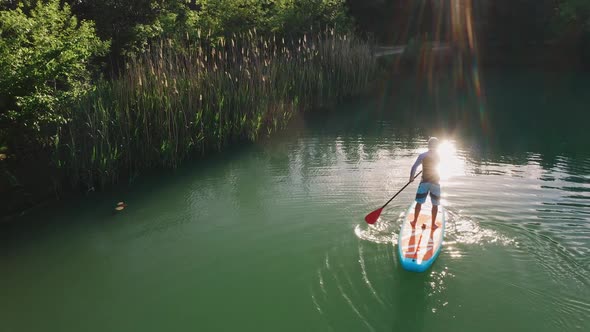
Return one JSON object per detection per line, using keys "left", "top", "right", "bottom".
{"left": 56, "top": 29, "right": 376, "bottom": 188}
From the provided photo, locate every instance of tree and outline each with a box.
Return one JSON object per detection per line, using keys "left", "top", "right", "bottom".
{"left": 67, "top": 0, "right": 163, "bottom": 59}
{"left": 557, "top": 0, "right": 590, "bottom": 64}
{"left": 0, "top": 0, "right": 109, "bottom": 153}
{"left": 131, "top": 0, "right": 354, "bottom": 49}
{"left": 559, "top": 0, "right": 590, "bottom": 29}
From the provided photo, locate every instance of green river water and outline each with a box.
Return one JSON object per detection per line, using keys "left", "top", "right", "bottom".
{"left": 1, "top": 69, "right": 590, "bottom": 331}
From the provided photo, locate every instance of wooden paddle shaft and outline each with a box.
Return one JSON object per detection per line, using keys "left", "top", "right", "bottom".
{"left": 381, "top": 171, "right": 422, "bottom": 209}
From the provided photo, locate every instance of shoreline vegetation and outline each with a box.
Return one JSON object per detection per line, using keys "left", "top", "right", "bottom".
{"left": 2, "top": 0, "right": 590, "bottom": 219}
{"left": 62, "top": 30, "right": 375, "bottom": 189}
{"left": 0, "top": 0, "right": 376, "bottom": 218}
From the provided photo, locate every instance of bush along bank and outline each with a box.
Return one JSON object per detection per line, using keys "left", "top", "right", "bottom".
{"left": 55, "top": 29, "right": 376, "bottom": 191}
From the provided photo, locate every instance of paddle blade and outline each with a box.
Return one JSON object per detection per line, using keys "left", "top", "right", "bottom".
{"left": 365, "top": 208, "right": 383, "bottom": 224}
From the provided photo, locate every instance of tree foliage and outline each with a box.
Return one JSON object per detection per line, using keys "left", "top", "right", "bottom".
{"left": 112, "top": 0, "right": 353, "bottom": 56}
{"left": 558, "top": 0, "right": 590, "bottom": 30}
{"left": 0, "top": 0, "right": 352, "bottom": 154}
{"left": 0, "top": 0, "right": 109, "bottom": 148}
{"left": 554, "top": 0, "right": 590, "bottom": 63}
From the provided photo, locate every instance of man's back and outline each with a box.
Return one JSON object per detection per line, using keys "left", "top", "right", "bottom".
{"left": 412, "top": 150, "right": 440, "bottom": 184}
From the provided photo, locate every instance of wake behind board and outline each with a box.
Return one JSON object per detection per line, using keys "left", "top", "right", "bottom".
{"left": 398, "top": 200, "right": 445, "bottom": 272}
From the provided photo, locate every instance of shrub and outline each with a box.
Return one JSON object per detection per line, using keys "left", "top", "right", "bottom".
{"left": 58, "top": 29, "right": 375, "bottom": 187}
{"left": 0, "top": 0, "right": 109, "bottom": 153}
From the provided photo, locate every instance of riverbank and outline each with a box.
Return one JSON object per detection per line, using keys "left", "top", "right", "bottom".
{"left": 1, "top": 30, "right": 377, "bottom": 221}
{"left": 3, "top": 37, "right": 585, "bottom": 221}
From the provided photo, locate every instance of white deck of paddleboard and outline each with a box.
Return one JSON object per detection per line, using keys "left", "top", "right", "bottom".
{"left": 399, "top": 200, "right": 445, "bottom": 268}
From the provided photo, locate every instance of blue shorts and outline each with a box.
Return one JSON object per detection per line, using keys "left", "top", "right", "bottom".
{"left": 415, "top": 182, "right": 441, "bottom": 206}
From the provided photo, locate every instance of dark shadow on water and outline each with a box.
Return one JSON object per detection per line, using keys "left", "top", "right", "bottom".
{"left": 0, "top": 142, "right": 259, "bottom": 251}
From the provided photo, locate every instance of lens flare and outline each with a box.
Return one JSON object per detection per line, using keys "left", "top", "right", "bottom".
{"left": 437, "top": 140, "right": 465, "bottom": 181}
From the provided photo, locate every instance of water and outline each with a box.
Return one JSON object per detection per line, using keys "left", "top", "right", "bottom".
{"left": 2, "top": 69, "right": 590, "bottom": 331}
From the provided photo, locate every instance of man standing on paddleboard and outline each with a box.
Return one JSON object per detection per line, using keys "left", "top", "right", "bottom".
{"left": 409, "top": 137, "right": 441, "bottom": 230}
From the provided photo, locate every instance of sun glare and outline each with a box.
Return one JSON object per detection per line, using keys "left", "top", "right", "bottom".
{"left": 437, "top": 140, "right": 465, "bottom": 181}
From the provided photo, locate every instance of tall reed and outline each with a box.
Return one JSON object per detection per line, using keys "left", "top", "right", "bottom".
{"left": 58, "top": 29, "right": 376, "bottom": 188}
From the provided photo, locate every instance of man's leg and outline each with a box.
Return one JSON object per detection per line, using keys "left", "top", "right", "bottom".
{"left": 430, "top": 183, "right": 441, "bottom": 230}
{"left": 410, "top": 203, "right": 422, "bottom": 228}
{"left": 412, "top": 183, "right": 428, "bottom": 228}
{"left": 431, "top": 205, "right": 438, "bottom": 230}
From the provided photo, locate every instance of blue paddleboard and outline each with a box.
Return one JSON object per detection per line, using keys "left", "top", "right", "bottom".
{"left": 397, "top": 200, "right": 445, "bottom": 272}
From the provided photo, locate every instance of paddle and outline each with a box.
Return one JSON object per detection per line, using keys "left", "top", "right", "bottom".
{"left": 364, "top": 171, "right": 422, "bottom": 224}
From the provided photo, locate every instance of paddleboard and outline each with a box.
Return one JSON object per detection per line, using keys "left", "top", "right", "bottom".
{"left": 397, "top": 200, "right": 445, "bottom": 272}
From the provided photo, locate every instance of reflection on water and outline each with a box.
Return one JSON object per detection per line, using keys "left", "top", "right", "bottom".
{"left": 308, "top": 69, "right": 590, "bottom": 330}
{"left": 438, "top": 141, "right": 466, "bottom": 180}
{"left": 428, "top": 268, "right": 455, "bottom": 314}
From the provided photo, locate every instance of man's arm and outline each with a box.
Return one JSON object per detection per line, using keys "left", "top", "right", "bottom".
{"left": 410, "top": 153, "right": 425, "bottom": 181}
